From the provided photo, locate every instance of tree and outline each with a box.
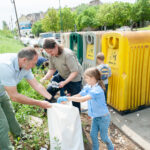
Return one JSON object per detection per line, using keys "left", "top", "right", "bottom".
{"left": 131, "top": 0, "right": 150, "bottom": 27}
{"left": 76, "top": 6, "right": 98, "bottom": 31}
{"left": 2, "top": 21, "right": 9, "bottom": 30}
{"left": 95, "top": 4, "right": 113, "bottom": 29}
{"left": 42, "top": 8, "right": 59, "bottom": 32}
{"left": 96, "top": 2, "right": 132, "bottom": 29}
{"left": 59, "top": 7, "right": 76, "bottom": 32}
{"left": 32, "top": 20, "right": 44, "bottom": 36}
{"left": 75, "top": 4, "right": 89, "bottom": 15}
{"left": 110, "top": 2, "right": 132, "bottom": 28}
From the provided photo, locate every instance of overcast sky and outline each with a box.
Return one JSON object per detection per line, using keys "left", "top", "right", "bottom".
{"left": 0, "top": 0, "right": 136, "bottom": 29}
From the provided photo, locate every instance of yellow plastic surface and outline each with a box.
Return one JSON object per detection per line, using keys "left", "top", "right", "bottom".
{"left": 102, "top": 31, "right": 150, "bottom": 111}
{"left": 86, "top": 44, "right": 94, "bottom": 60}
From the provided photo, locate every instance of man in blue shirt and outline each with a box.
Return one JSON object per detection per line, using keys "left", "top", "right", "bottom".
{"left": 0, "top": 47, "right": 52, "bottom": 150}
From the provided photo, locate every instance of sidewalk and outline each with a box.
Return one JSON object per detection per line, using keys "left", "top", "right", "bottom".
{"left": 109, "top": 107, "right": 150, "bottom": 150}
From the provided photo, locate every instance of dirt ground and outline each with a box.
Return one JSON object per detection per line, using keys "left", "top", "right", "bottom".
{"left": 81, "top": 113, "right": 143, "bottom": 150}
{"left": 10, "top": 109, "right": 143, "bottom": 150}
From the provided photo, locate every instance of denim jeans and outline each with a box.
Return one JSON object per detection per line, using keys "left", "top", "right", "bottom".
{"left": 0, "top": 94, "right": 21, "bottom": 150}
{"left": 90, "top": 114, "right": 114, "bottom": 150}
{"left": 46, "top": 74, "right": 82, "bottom": 111}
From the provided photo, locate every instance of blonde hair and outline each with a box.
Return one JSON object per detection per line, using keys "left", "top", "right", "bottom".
{"left": 96, "top": 52, "right": 105, "bottom": 61}
{"left": 84, "top": 67, "right": 106, "bottom": 90}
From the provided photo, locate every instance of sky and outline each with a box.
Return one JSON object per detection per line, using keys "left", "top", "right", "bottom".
{"left": 0, "top": 0, "right": 136, "bottom": 30}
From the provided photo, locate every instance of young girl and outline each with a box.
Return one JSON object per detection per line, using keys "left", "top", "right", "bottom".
{"left": 57, "top": 67, "right": 114, "bottom": 150}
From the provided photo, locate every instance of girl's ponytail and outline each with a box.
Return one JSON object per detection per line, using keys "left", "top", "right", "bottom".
{"left": 98, "top": 79, "right": 106, "bottom": 91}
{"left": 98, "top": 71, "right": 106, "bottom": 91}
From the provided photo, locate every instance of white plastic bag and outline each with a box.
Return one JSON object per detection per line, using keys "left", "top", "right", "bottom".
{"left": 47, "top": 103, "right": 84, "bottom": 150}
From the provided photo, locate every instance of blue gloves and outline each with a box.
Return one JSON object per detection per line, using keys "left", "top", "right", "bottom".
{"left": 57, "top": 96, "right": 68, "bottom": 103}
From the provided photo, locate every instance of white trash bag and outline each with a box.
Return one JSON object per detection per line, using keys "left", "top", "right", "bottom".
{"left": 47, "top": 103, "right": 84, "bottom": 150}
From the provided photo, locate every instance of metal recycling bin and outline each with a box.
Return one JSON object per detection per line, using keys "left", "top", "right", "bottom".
{"left": 70, "top": 32, "right": 84, "bottom": 64}
{"left": 102, "top": 31, "right": 150, "bottom": 113}
{"left": 61, "top": 32, "right": 71, "bottom": 48}
{"left": 82, "top": 31, "right": 105, "bottom": 71}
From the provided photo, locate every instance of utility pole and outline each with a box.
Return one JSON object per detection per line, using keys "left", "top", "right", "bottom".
{"left": 10, "top": 16, "right": 14, "bottom": 35}
{"left": 11, "top": 0, "right": 21, "bottom": 38}
{"left": 59, "top": 0, "right": 63, "bottom": 32}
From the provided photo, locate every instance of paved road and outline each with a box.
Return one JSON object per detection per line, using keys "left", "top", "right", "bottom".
{"left": 110, "top": 107, "right": 150, "bottom": 150}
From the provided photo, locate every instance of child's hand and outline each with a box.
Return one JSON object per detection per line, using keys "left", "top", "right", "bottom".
{"left": 57, "top": 96, "right": 68, "bottom": 103}
{"left": 61, "top": 101, "right": 68, "bottom": 104}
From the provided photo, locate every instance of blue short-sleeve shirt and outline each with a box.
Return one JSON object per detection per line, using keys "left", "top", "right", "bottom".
{"left": 80, "top": 83, "right": 109, "bottom": 118}
{"left": 96, "top": 64, "right": 111, "bottom": 85}
{"left": 0, "top": 53, "right": 34, "bottom": 96}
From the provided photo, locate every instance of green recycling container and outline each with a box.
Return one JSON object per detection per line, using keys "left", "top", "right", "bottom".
{"left": 70, "top": 32, "right": 84, "bottom": 64}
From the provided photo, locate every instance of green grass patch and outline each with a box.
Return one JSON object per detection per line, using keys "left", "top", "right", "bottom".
{"left": 0, "top": 30, "right": 24, "bottom": 53}
{"left": 11, "top": 67, "right": 51, "bottom": 149}
{"left": 137, "top": 25, "right": 150, "bottom": 31}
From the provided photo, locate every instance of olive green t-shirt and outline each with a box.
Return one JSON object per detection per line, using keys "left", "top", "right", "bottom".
{"left": 49, "top": 48, "right": 83, "bottom": 82}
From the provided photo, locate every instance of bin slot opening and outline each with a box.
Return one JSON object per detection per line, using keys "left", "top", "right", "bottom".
{"left": 73, "top": 35, "right": 77, "bottom": 43}
{"left": 87, "top": 35, "right": 94, "bottom": 44}
{"left": 108, "top": 37, "right": 119, "bottom": 49}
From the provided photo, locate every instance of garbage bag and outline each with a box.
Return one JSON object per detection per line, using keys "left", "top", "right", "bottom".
{"left": 47, "top": 103, "right": 84, "bottom": 150}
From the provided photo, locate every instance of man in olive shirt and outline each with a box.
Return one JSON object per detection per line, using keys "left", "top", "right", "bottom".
{"left": 41, "top": 39, "right": 83, "bottom": 111}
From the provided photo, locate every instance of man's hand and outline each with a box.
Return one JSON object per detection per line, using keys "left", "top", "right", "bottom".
{"left": 57, "top": 96, "right": 68, "bottom": 103}
{"left": 39, "top": 101, "right": 52, "bottom": 109}
{"left": 40, "top": 78, "right": 46, "bottom": 84}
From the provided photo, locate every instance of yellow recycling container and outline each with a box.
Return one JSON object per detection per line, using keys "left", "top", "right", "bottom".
{"left": 102, "top": 31, "right": 150, "bottom": 113}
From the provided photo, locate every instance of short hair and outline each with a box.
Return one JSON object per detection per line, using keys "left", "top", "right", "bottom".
{"left": 34, "top": 44, "right": 40, "bottom": 48}
{"left": 96, "top": 52, "right": 105, "bottom": 61}
{"left": 18, "top": 47, "right": 37, "bottom": 60}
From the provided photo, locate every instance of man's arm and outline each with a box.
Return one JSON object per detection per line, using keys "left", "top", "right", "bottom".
{"left": 27, "top": 78, "right": 52, "bottom": 100}
{"left": 4, "top": 86, "right": 51, "bottom": 109}
{"left": 40, "top": 69, "right": 56, "bottom": 83}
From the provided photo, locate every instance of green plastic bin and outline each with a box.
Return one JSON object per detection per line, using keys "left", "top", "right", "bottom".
{"left": 70, "top": 32, "right": 84, "bottom": 64}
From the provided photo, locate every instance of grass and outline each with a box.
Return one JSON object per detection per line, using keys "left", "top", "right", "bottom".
{"left": 12, "top": 68, "right": 51, "bottom": 149}
{"left": 12, "top": 67, "right": 51, "bottom": 149}
{"left": 137, "top": 25, "right": 150, "bottom": 31}
{"left": 0, "top": 30, "right": 24, "bottom": 54}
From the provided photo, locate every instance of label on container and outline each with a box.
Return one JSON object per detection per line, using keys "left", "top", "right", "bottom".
{"left": 108, "top": 49, "right": 118, "bottom": 66}
{"left": 86, "top": 44, "right": 94, "bottom": 60}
